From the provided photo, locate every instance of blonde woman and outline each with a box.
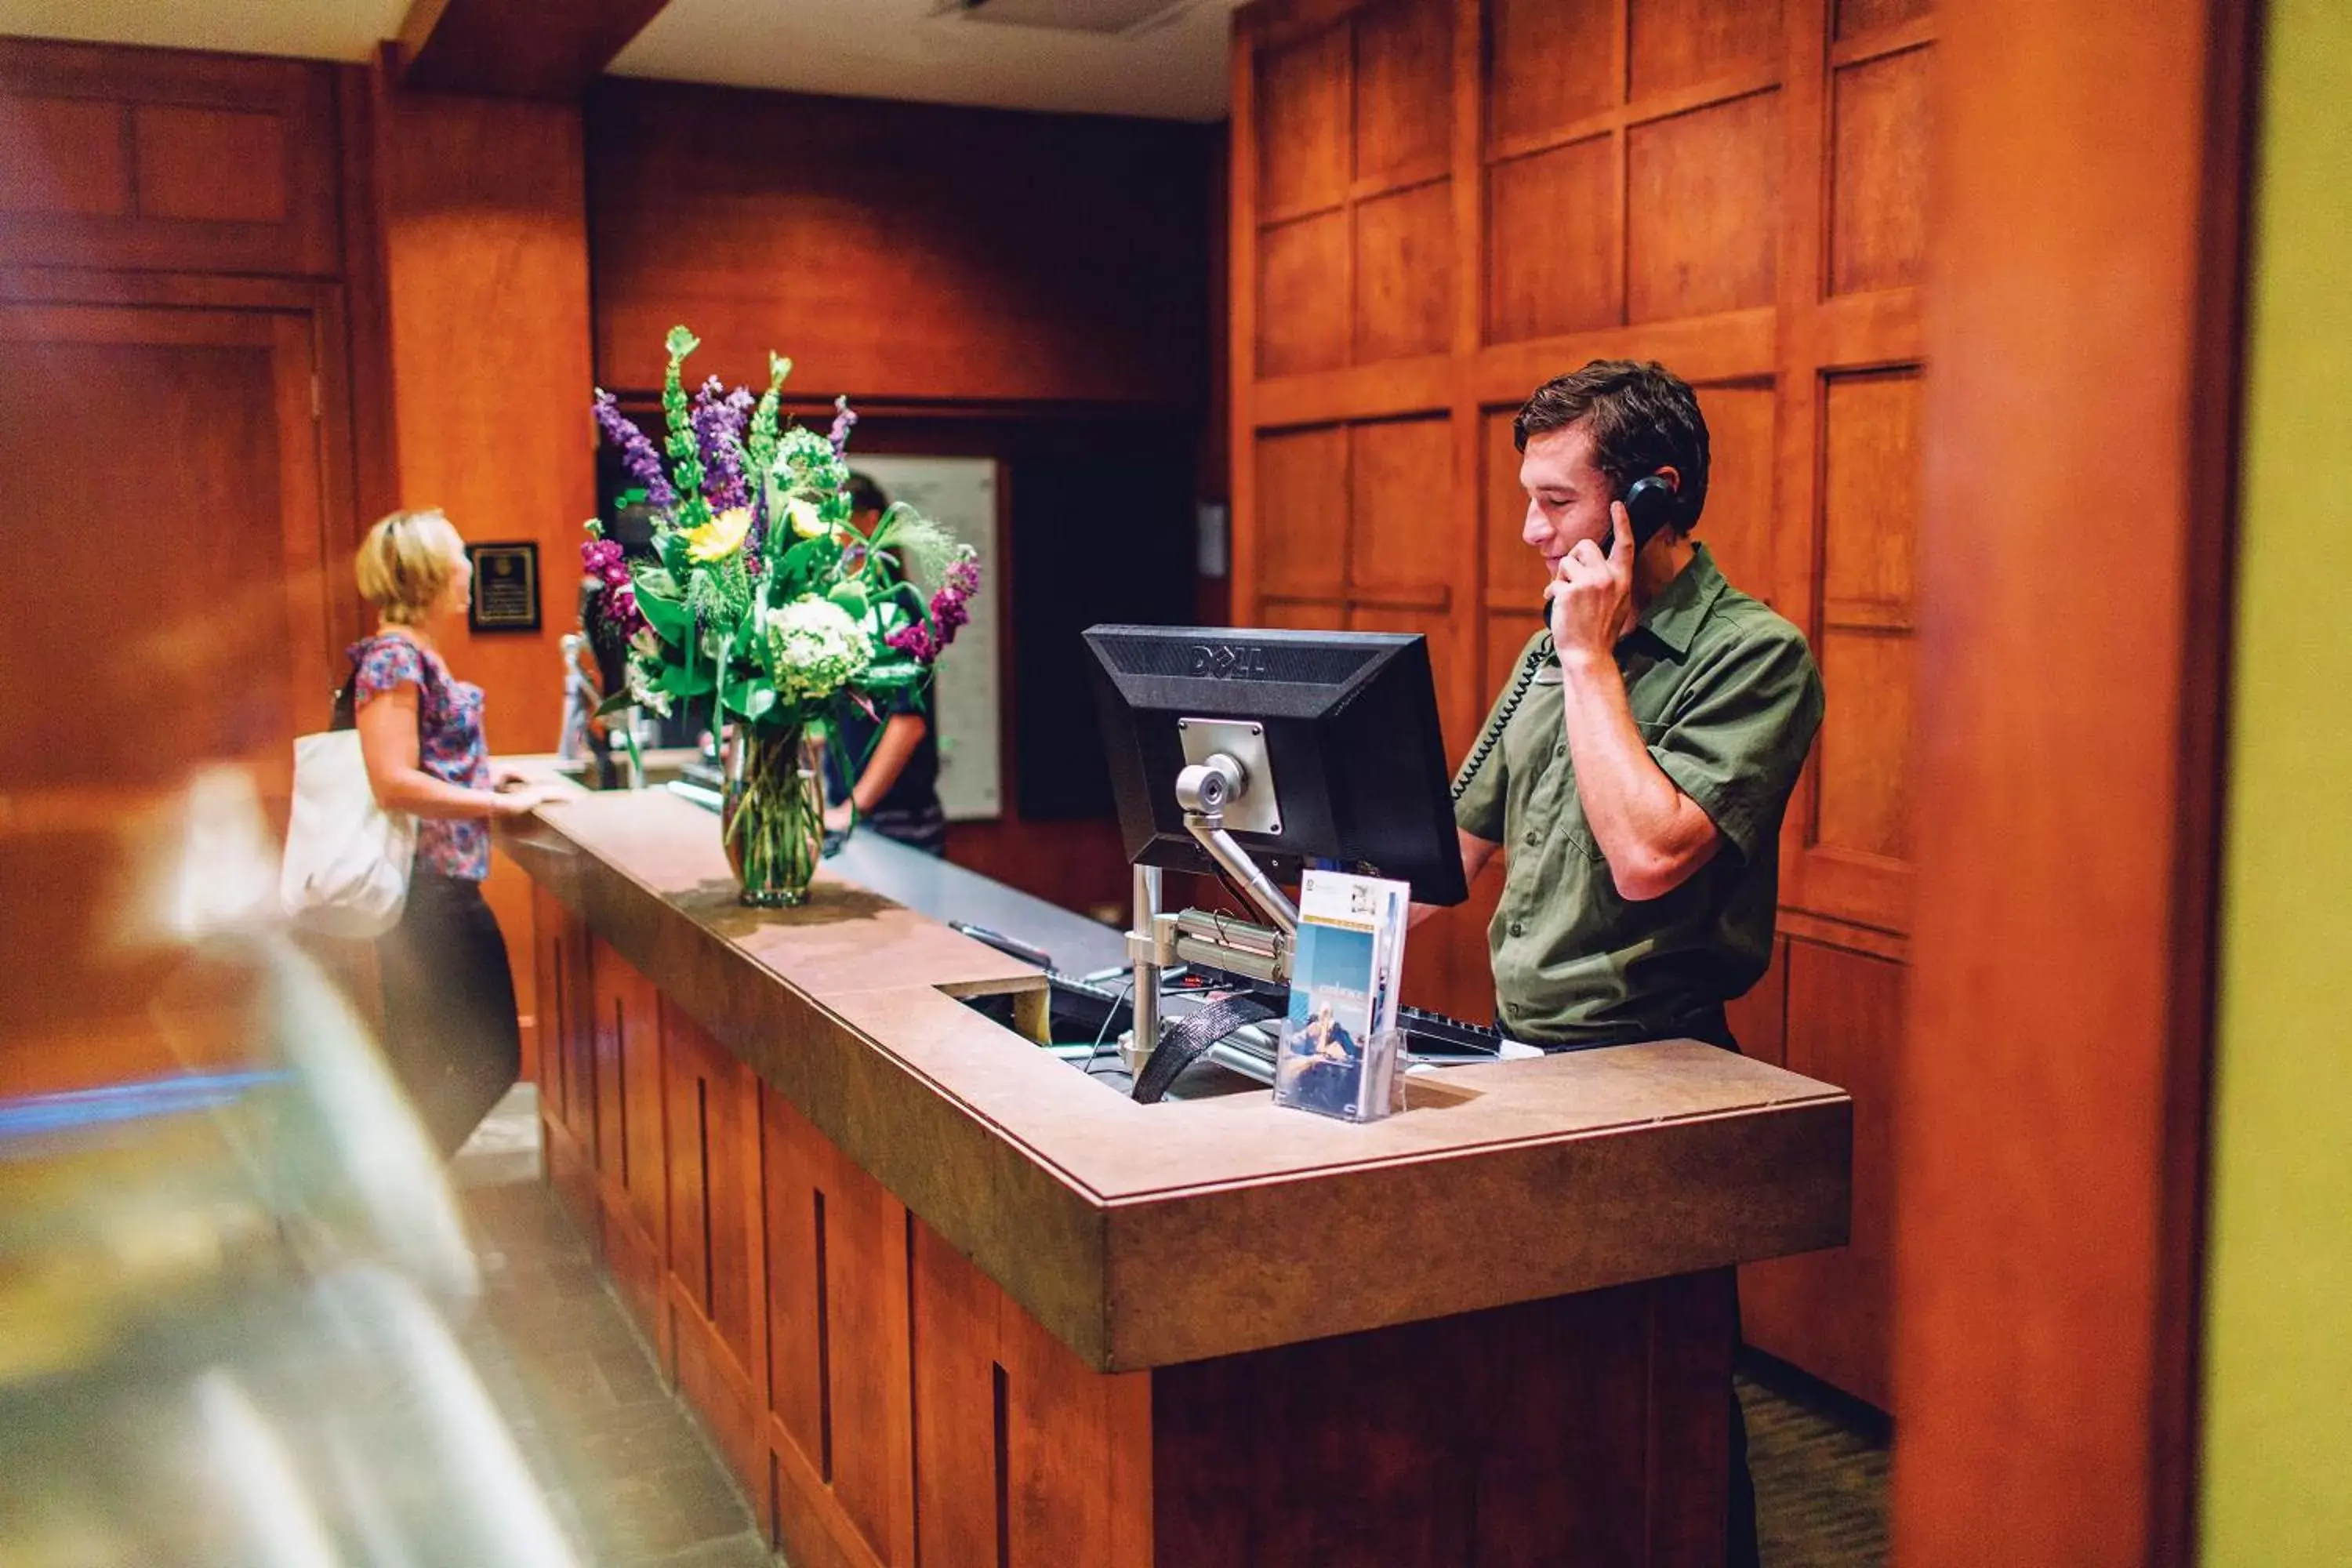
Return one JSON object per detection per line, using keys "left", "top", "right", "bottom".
{"left": 347, "top": 509, "right": 559, "bottom": 1156}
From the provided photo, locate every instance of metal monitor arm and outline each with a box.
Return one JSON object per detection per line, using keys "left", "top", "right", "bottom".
{"left": 1123, "top": 749, "right": 1298, "bottom": 1076}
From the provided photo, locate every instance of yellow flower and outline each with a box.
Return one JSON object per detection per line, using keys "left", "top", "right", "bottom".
{"left": 685, "top": 506, "right": 752, "bottom": 563}
{"left": 784, "top": 497, "right": 826, "bottom": 539}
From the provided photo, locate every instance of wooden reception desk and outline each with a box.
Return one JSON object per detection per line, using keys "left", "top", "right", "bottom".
{"left": 497, "top": 785, "right": 1850, "bottom": 1568}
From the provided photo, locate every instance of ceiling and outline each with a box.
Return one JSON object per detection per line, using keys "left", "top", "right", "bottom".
{"left": 0, "top": 0, "right": 409, "bottom": 62}
{"left": 0, "top": 0, "right": 1243, "bottom": 121}
{"left": 613, "top": 0, "right": 1240, "bottom": 122}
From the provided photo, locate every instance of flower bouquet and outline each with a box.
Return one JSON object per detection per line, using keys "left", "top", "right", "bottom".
{"left": 583, "top": 326, "right": 979, "bottom": 907}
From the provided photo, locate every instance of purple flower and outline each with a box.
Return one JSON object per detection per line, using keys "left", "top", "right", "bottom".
{"left": 582, "top": 537, "right": 623, "bottom": 578}
{"left": 593, "top": 390, "right": 675, "bottom": 510}
{"left": 691, "top": 377, "right": 755, "bottom": 512}
{"left": 886, "top": 622, "right": 939, "bottom": 662}
{"left": 827, "top": 395, "right": 859, "bottom": 457}
{"left": 602, "top": 581, "right": 645, "bottom": 637}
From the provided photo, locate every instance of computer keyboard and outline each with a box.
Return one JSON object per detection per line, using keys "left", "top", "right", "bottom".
{"left": 1398, "top": 1006, "right": 1501, "bottom": 1057}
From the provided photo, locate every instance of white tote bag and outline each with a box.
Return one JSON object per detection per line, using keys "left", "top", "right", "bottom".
{"left": 281, "top": 727, "right": 416, "bottom": 938}
{"left": 281, "top": 648, "right": 422, "bottom": 938}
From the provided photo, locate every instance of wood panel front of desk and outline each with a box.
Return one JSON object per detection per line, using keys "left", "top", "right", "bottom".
{"left": 532, "top": 887, "right": 1739, "bottom": 1567}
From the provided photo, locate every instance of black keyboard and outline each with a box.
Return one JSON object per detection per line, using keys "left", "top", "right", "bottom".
{"left": 1399, "top": 1005, "right": 1502, "bottom": 1057}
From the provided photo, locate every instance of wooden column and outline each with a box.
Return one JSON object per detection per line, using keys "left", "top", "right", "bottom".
{"left": 1894, "top": 0, "right": 2254, "bottom": 1562}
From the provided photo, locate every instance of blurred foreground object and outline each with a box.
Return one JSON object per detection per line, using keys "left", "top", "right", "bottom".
{"left": 0, "top": 767, "right": 576, "bottom": 1566}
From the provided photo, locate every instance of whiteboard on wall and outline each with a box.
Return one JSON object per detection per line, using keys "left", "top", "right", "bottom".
{"left": 848, "top": 456, "right": 1002, "bottom": 822}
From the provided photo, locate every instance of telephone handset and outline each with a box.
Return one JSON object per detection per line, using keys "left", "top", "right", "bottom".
{"left": 1541, "top": 472, "right": 1680, "bottom": 619}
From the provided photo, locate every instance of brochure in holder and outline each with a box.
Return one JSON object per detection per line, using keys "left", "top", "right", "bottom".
{"left": 1273, "top": 869, "right": 1409, "bottom": 1123}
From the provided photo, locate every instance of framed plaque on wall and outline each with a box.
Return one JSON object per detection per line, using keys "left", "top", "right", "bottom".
{"left": 466, "top": 542, "right": 540, "bottom": 633}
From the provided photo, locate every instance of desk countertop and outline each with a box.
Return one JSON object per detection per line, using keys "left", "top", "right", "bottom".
{"left": 496, "top": 777, "right": 1851, "bottom": 1373}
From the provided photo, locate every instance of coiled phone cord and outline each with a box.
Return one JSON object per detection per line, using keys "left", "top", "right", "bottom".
{"left": 1450, "top": 633, "right": 1553, "bottom": 803}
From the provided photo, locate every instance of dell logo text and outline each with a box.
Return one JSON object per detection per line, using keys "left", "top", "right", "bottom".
{"left": 1189, "top": 643, "right": 1271, "bottom": 680}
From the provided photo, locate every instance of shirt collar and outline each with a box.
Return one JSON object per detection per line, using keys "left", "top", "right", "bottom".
{"left": 1629, "top": 543, "right": 1729, "bottom": 659}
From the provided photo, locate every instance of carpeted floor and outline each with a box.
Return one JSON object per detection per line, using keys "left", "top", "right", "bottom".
{"left": 1740, "top": 1355, "right": 1892, "bottom": 1567}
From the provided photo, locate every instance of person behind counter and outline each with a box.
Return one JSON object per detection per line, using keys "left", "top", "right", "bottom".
{"left": 822, "top": 472, "right": 949, "bottom": 855}
{"left": 1432, "top": 360, "right": 1825, "bottom": 1568}
{"left": 348, "top": 509, "right": 562, "bottom": 1156}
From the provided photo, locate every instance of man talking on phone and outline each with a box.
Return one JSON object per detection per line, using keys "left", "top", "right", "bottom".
{"left": 1443, "top": 361, "right": 1824, "bottom": 1567}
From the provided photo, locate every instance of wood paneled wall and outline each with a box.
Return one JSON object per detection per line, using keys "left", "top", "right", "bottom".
{"left": 0, "top": 39, "right": 366, "bottom": 1093}
{"left": 372, "top": 71, "right": 599, "bottom": 761}
{"left": 586, "top": 78, "right": 1216, "bottom": 406}
{"left": 1229, "top": 0, "right": 1933, "bottom": 1409}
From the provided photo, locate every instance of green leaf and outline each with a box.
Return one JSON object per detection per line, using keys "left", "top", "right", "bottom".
{"left": 665, "top": 325, "right": 702, "bottom": 361}
{"left": 633, "top": 585, "right": 691, "bottom": 645}
{"left": 723, "top": 674, "right": 777, "bottom": 723}
{"left": 593, "top": 688, "right": 638, "bottom": 720}
{"left": 655, "top": 661, "right": 714, "bottom": 699}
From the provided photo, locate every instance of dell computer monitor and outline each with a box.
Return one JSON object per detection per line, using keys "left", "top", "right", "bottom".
{"left": 1081, "top": 625, "right": 1468, "bottom": 906}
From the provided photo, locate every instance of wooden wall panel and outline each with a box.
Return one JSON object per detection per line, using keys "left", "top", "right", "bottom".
{"left": 0, "top": 40, "right": 339, "bottom": 276}
{"left": 1348, "top": 416, "right": 1457, "bottom": 601}
{"left": 1813, "top": 632, "right": 1915, "bottom": 862}
{"left": 376, "top": 78, "right": 597, "bottom": 759}
{"left": 1820, "top": 369, "right": 1921, "bottom": 624}
{"left": 0, "top": 95, "right": 131, "bottom": 216}
{"left": 1745, "top": 938, "right": 1900, "bottom": 1410}
{"left": 1353, "top": 181, "right": 1454, "bottom": 362}
{"left": 1256, "top": 425, "right": 1352, "bottom": 597}
{"left": 1486, "top": 0, "right": 1616, "bottom": 143}
{"left": 1261, "top": 211, "right": 1352, "bottom": 376}
{"left": 1481, "top": 410, "right": 1545, "bottom": 610}
{"left": 132, "top": 107, "right": 287, "bottom": 223}
{"left": 590, "top": 81, "right": 1213, "bottom": 407}
{"left": 1625, "top": 93, "right": 1783, "bottom": 323}
{"left": 1486, "top": 138, "right": 1621, "bottom": 341}
{"left": 1835, "top": 0, "right": 1930, "bottom": 39}
{"left": 1830, "top": 47, "right": 1932, "bottom": 296}
{"left": 1690, "top": 381, "right": 1777, "bottom": 600}
{"left": 1630, "top": 0, "right": 1784, "bottom": 97}
{"left": 1352, "top": 0, "right": 1453, "bottom": 182}
{"left": 1235, "top": 0, "right": 1937, "bottom": 1410}
{"left": 1258, "top": 21, "right": 1352, "bottom": 216}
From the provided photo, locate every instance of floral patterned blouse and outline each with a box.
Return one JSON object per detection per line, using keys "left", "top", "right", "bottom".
{"left": 351, "top": 633, "right": 491, "bottom": 882}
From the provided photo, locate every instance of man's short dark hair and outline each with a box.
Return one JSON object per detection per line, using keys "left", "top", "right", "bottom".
{"left": 845, "top": 471, "right": 889, "bottom": 517}
{"left": 1512, "top": 360, "right": 1710, "bottom": 531}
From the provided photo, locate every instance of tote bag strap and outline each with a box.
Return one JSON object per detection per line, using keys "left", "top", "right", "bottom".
{"left": 331, "top": 633, "right": 442, "bottom": 739}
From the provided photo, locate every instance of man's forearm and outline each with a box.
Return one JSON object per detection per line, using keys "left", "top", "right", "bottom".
{"left": 1558, "top": 650, "right": 1717, "bottom": 898}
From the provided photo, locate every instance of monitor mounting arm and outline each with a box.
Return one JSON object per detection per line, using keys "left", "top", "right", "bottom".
{"left": 1124, "top": 749, "right": 1298, "bottom": 1076}
{"left": 1174, "top": 754, "right": 1298, "bottom": 938}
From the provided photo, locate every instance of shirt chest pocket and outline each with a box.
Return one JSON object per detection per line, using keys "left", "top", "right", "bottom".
{"left": 1517, "top": 717, "right": 1676, "bottom": 866}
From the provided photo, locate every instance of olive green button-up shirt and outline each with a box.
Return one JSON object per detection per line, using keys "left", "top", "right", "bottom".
{"left": 1453, "top": 545, "right": 1824, "bottom": 1046}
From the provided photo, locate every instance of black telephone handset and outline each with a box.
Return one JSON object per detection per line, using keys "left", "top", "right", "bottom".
{"left": 1543, "top": 473, "right": 1679, "bottom": 620}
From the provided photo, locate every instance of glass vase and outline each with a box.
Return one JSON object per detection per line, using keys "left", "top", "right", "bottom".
{"left": 721, "top": 724, "right": 825, "bottom": 908}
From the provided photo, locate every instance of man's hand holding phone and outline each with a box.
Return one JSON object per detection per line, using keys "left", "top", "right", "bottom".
{"left": 1546, "top": 500, "right": 1638, "bottom": 663}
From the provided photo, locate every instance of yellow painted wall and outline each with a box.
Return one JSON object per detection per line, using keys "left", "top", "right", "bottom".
{"left": 2197, "top": 0, "right": 2352, "bottom": 1560}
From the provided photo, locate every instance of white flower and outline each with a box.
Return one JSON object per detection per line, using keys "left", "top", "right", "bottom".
{"left": 762, "top": 594, "right": 873, "bottom": 703}
{"left": 626, "top": 662, "right": 673, "bottom": 718}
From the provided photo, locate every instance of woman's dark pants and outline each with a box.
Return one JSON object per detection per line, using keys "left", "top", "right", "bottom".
{"left": 376, "top": 871, "right": 522, "bottom": 1157}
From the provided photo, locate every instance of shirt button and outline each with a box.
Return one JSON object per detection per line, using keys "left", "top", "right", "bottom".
{"left": 1554, "top": 743, "right": 1566, "bottom": 760}
{"left": 1508, "top": 920, "right": 1525, "bottom": 937}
